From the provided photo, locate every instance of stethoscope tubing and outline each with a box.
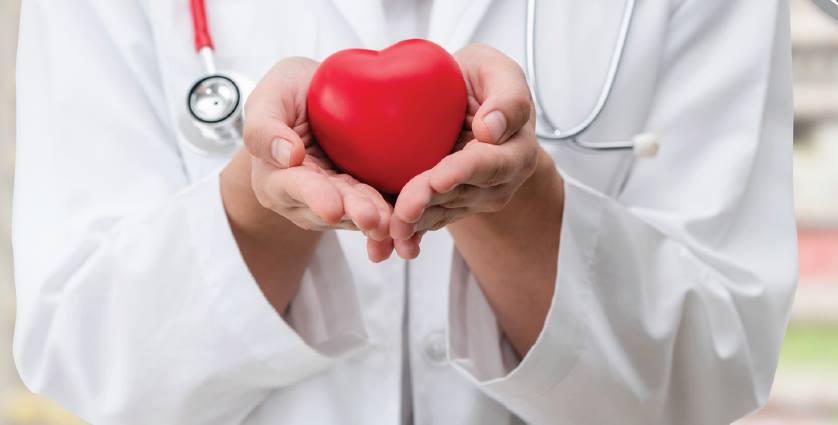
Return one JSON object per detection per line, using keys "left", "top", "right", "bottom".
{"left": 190, "top": 0, "right": 214, "bottom": 52}
{"left": 526, "top": 0, "right": 636, "bottom": 145}
{"left": 185, "top": 0, "right": 656, "bottom": 157}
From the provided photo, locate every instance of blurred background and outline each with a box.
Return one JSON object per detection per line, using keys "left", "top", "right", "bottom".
{"left": 1, "top": 1, "right": 837, "bottom": 424}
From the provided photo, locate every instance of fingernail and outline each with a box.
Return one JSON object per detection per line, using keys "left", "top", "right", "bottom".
{"left": 271, "top": 138, "right": 292, "bottom": 167}
{"left": 483, "top": 111, "right": 507, "bottom": 142}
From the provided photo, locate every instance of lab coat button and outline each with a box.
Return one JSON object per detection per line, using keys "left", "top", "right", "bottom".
{"left": 423, "top": 330, "right": 447, "bottom": 364}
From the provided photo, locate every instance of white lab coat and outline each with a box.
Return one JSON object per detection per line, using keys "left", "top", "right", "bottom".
{"left": 12, "top": 0, "right": 797, "bottom": 424}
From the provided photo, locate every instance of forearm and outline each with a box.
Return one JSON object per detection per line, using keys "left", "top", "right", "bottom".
{"left": 221, "top": 149, "right": 322, "bottom": 315}
{"left": 447, "top": 148, "right": 563, "bottom": 357}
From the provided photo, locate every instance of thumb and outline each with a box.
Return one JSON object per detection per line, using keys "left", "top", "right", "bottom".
{"left": 470, "top": 87, "right": 532, "bottom": 145}
{"left": 242, "top": 57, "right": 318, "bottom": 168}
{"left": 457, "top": 44, "right": 532, "bottom": 144}
{"left": 243, "top": 114, "right": 306, "bottom": 169}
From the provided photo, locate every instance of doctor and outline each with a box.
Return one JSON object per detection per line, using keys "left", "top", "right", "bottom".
{"left": 12, "top": 0, "right": 796, "bottom": 424}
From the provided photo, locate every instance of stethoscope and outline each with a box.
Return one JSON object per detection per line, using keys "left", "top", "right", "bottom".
{"left": 184, "top": 0, "right": 659, "bottom": 159}
{"left": 527, "top": 0, "right": 658, "bottom": 158}
{"left": 183, "top": 0, "right": 246, "bottom": 156}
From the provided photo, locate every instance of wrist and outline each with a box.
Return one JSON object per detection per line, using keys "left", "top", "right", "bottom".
{"left": 516, "top": 147, "right": 563, "bottom": 213}
{"left": 445, "top": 146, "right": 562, "bottom": 357}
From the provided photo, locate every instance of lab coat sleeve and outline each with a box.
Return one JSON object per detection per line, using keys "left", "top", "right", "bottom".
{"left": 447, "top": 1, "right": 797, "bottom": 424}
{"left": 12, "top": 1, "right": 367, "bottom": 423}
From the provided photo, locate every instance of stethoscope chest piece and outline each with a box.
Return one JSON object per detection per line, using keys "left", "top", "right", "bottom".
{"left": 180, "top": 0, "right": 251, "bottom": 156}
{"left": 188, "top": 74, "right": 242, "bottom": 144}
{"left": 179, "top": 72, "right": 254, "bottom": 156}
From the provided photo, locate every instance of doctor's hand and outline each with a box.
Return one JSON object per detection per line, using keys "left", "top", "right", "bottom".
{"left": 389, "top": 44, "right": 540, "bottom": 258}
{"left": 239, "top": 57, "right": 395, "bottom": 262}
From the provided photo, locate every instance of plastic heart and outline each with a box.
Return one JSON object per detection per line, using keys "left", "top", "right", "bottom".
{"left": 307, "top": 39, "right": 468, "bottom": 194}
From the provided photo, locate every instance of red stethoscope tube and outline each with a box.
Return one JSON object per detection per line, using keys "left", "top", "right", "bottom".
{"left": 190, "top": 0, "right": 214, "bottom": 51}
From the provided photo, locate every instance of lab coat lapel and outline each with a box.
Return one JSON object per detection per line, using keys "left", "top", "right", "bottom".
{"left": 328, "top": 0, "right": 388, "bottom": 49}
{"left": 428, "top": 0, "right": 495, "bottom": 52}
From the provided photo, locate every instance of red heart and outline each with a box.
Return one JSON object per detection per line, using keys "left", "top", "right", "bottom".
{"left": 307, "top": 39, "right": 468, "bottom": 194}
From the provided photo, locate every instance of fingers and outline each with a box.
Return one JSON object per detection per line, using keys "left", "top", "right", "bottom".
{"left": 390, "top": 217, "right": 415, "bottom": 241}
{"left": 391, "top": 149, "right": 511, "bottom": 241}
{"left": 428, "top": 142, "right": 507, "bottom": 192}
{"left": 391, "top": 174, "right": 474, "bottom": 240}
{"left": 274, "top": 166, "right": 345, "bottom": 225}
{"left": 354, "top": 183, "right": 393, "bottom": 241}
{"left": 328, "top": 176, "right": 376, "bottom": 226}
{"left": 390, "top": 171, "right": 434, "bottom": 240}
{"left": 243, "top": 57, "right": 319, "bottom": 168}
{"left": 394, "top": 232, "right": 424, "bottom": 260}
{"left": 426, "top": 184, "right": 482, "bottom": 209}
{"left": 354, "top": 182, "right": 395, "bottom": 262}
{"left": 413, "top": 207, "right": 469, "bottom": 232}
{"left": 244, "top": 122, "right": 306, "bottom": 169}
{"left": 367, "top": 238, "right": 394, "bottom": 263}
{"left": 259, "top": 161, "right": 365, "bottom": 230}
{"left": 430, "top": 138, "right": 539, "bottom": 193}
{"left": 393, "top": 172, "right": 433, "bottom": 224}
{"left": 455, "top": 44, "right": 533, "bottom": 144}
